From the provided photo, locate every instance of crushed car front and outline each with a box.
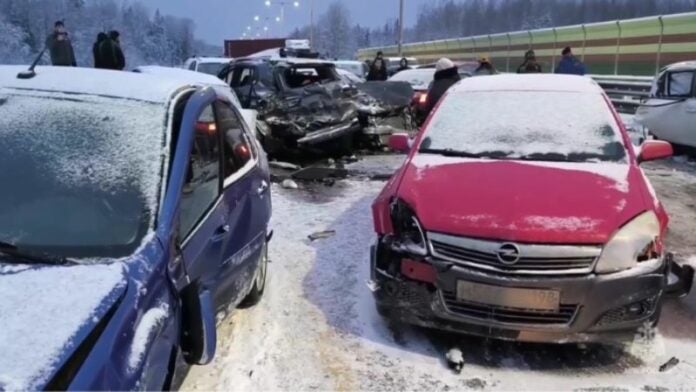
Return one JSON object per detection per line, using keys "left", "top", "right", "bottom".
{"left": 371, "top": 75, "right": 672, "bottom": 343}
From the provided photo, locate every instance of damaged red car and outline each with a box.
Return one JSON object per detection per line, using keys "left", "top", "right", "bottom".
{"left": 371, "top": 74, "right": 691, "bottom": 343}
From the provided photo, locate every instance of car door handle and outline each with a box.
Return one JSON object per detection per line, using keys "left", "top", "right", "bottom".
{"left": 212, "top": 224, "right": 230, "bottom": 242}
{"left": 257, "top": 181, "right": 269, "bottom": 196}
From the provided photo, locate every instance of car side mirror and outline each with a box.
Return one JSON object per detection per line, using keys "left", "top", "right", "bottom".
{"left": 388, "top": 133, "right": 411, "bottom": 153}
{"left": 638, "top": 140, "right": 673, "bottom": 164}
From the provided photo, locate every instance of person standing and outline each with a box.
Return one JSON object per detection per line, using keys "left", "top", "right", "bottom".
{"left": 555, "top": 46, "right": 587, "bottom": 76}
{"left": 517, "top": 50, "right": 543, "bottom": 73}
{"left": 392, "top": 57, "right": 410, "bottom": 76}
{"left": 367, "top": 52, "right": 388, "bottom": 81}
{"left": 99, "top": 31, "right": 126, "bottom": 71}
{"left": 45, "top": 21, "right": 77, "bottom": 67}
{"left": 93, "top": 33, "right": 108, "bottom": 69}
{"left": 473, "top": 57, "right": 497, "bottom": 76}
{"left": 425, "top": 58, "right": 461, "bottom": 116}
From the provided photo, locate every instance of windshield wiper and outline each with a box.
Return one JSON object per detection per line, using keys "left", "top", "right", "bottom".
{"left": 0, "top": 241, "right": 77, "bottom": 266}
{"left": 418, "top": 148, "right": 487, "bottom": 159}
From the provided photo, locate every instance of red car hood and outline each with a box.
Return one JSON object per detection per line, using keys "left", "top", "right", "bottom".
{"left": 397, "top": 155, "right": 649, "bottom": 245}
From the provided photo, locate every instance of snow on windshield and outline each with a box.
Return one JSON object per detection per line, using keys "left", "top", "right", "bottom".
{"left": 0, "top": 89, "right": 167, "bottom": 257}
{"left": 425, "top": 91, "right": 627, "bottom": 162}
{"left": 389, "top": 69, "right": 435, "bottom": 90}
{"left": 0, "top": 263, "right": 125, "bottom": 391}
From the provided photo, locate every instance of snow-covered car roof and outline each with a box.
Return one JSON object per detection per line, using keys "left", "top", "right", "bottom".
{"left": 191, "top": 56, "right": 233, "bottom": 64}
{"left": 661, "top": 61, "right": 696, "bottom": 72}
{"left": 389, "top": 68, "right": 436, "bottom": 90}
{"left": 0, "top": 66, "right": 193, "bottom": 103}
{"left": 134, "top": 65, "right": 242, "bottom": 108}
{"left": 451, "top": 74, "right": 602, "bottom": 94}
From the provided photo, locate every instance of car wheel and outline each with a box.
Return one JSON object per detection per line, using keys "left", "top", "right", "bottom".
{"left": 240, "top": 241, "right": 268, "bottom": 307}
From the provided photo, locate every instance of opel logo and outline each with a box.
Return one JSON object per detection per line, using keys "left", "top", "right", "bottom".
{"left": 497, "top": 243, "right": 521, "bottom": 265}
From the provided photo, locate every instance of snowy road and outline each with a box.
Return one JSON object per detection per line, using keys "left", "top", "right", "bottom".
{"left": 183, "top": 155, "right": 696, "bottom": 391}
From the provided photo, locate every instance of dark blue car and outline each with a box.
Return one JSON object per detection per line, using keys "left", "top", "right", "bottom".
{"left": 0, "top": 66, "right": 272, "bottom": 390}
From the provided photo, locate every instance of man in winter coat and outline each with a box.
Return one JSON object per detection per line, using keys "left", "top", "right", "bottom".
{"left": 99, "top": 31, "right": 126, "bottom": 70}
{"left": 425, "top": 58, "right": 461, "bottom": 116}
{"left": 367, "top": 54, "right": 388, "bottom": 81}
{"left": 555, "top": 46, "right": 587, "bottom": 76}
{"left": 391, "top": 57, "right": 410, "bottom": 76}
{"left": 45, "top": 21, "right": 77, "bottom": 67}
{"left": 473, "top": 57, "right": 497, "bottom": 76}
{"left": 517, "top": 50, "right": 543, "bottom": 73}
{"left": 93, "top": 32, "right": 108, "bottom": 68}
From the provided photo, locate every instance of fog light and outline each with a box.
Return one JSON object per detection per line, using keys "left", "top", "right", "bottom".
{"left": 627, "top": 303, "right": 644, "bottom": 316}
{"left": 596, "top": 296, "right": 658, "bottom": 326}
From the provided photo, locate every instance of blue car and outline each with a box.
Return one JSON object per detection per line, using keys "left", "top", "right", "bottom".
{"left": 0, "top": 66, "right": 272, "bottom": 390}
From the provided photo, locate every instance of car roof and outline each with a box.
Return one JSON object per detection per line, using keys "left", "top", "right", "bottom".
{"left": 663, "top": 61, "right": 696, "bottom": 72}
{"left": 451, "top": 74, "right": 603, "bottom": 94}
{"left": 194, "top": 57, "right": 233, "bottom": 64}
{"left": 0, "top": 66, "right": 194, "bottom": 103}
{"left": 135, "top": 66, "right": 227, "bottom": 87}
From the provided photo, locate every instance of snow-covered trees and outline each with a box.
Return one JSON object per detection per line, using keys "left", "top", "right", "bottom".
{"left": 0, "top": 0, "right": 212, "bottom": 67}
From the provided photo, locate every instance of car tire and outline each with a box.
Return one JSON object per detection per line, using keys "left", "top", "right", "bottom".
{"left": 240, "top": 241, "right": 268, "bottom": 308}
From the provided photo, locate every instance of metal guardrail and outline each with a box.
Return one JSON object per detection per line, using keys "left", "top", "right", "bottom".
{"left": 591, "top": 75, "right": 653, "bottom": 114}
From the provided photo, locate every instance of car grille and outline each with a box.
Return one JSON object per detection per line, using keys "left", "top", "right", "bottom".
{"left": 429, "top": 232, "right": 601, "bottom": 275}
{"left": 441, "top": 291, "right": 578, "bottom": 325}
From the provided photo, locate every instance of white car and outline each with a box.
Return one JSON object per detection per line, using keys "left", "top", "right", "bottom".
{"left": 636, "top": 61, "right": 696, "bottom": 147}
{"left": 336, "top": 68, "right": 365, "bottom": 85}
{"left": 183, "top": 57, "right": 233, "bottom": 77}
{"left": 333, "top": 60, "right": 368, "bottom": 78}
{"left": 134, "top": 66, "right": 258, "bottom": 138}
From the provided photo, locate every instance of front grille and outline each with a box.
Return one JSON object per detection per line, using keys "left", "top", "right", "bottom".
{"left": 429, "top": 232, "right": 601, "bottom": 275}
{"left": 442, "top": 291, "right": 578, "bottom": 325}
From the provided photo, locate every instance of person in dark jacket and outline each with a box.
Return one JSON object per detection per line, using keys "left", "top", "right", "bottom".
{"left": 392, "top": 57, "right": 410, "bottom": 76}
{"left": 555, "top": 46, "right": 587, "bottom": 76}
{"left": 473, "top": 57, "right": 497, "bottom": 76}
{"left": 99, "top": 31, "right": 126, "bottom": 70}
{"left": 93, "top": 32, "right": 108, "bottom": 68}
{"left": 425, "top": 58, "right": 461, "bottom": 116}
{"left": 45, "top": 21, "right": 77, "bottom": 67}
{"left": 367, "top": 55, "right": 388, "bottom": 81}
{"left": 517, "top": 50, "right": 543, "bottom": 73}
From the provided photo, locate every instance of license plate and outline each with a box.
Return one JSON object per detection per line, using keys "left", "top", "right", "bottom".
{"left": 456, "top": 281, "right": 560, "bottom": 311}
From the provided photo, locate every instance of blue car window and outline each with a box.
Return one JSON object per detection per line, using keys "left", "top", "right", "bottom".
{"left": 215, "top": 101, "right": 255, "bottom": 180}
{"left": 180, "top": 104, "right": 222, "bottom": 237}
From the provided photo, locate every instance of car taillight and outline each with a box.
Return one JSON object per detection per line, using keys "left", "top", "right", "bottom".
{"left": 195, "top": 122, "right": 217, "bottom": 135}
{"left": 418, "top": 92, "right": 428, "bottom": 105}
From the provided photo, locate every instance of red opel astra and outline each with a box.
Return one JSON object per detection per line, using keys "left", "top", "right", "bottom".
{"left": 371, "top": 74, "right": 677, "bottom": 343}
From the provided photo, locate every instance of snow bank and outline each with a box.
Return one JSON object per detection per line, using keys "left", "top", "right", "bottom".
{"left": 127, "top": 304, "right": 170, "bottom": 372}
{"left": 0, "top": 263, "right": 125, "bottom": 391}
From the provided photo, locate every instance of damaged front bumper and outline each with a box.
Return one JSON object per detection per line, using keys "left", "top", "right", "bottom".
{"left": 370, "top": 240, "right": 667, "bottom": 344}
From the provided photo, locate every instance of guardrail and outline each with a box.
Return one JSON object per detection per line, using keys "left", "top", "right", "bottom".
{"left": 591, "top": 75, "right": 653, "bottom": 114}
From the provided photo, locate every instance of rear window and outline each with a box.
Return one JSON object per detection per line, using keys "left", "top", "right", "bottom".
{"left": 283, "top": 65, "right": 339, "bottom": 89}
{"left": 389, "top": 69, "right": 435, "bottom": 90}
{"left": 423, "top": 91, "right": 627, "bottom": 162}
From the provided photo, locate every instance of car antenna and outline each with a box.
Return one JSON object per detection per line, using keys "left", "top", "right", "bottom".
{"left": 17, "top": 47, "right": 47, "bottom": 79}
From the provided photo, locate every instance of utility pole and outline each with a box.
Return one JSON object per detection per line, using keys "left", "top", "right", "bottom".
{"left": 398, "top": 0, "right": 404, "bottom": 56}
{"left": 310, "top": 0, "right": 315, "bottom": 49}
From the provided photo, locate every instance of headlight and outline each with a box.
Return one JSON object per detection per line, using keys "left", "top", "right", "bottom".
{"left": 595, "top": 211, "right": 661, "bottom": 274}
{"left": 390, "top": 200, "right": 427, "bottom": 256}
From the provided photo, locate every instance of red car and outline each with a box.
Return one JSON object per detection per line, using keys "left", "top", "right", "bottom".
{"left": 371, "top": 74, "right": 684, "bottom": 343}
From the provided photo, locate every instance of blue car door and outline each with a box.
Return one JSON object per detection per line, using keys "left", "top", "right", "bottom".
{"left": 211, "top": 100, "right": 269, "bottom": 308}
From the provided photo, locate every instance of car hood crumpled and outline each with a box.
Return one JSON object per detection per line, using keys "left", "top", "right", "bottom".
{"left": 0, "top": 262, "right": 127, "bottom": 391}
{"left": 397, "top": 155, "right": 648, "bottom": 245}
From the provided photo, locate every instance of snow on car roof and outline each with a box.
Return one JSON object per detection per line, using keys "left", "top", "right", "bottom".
{"left": 135, "top": 65, "right": 228, "bottom": 87}
{"left": 451, "top": 74, "right": 603, "bottom": 94}
{"left": 194, "top": 57, "right": 233, "bottom": 64}
{"left": 662, "top": 61, "right": 696, "bottom": 72}
{"left": 0, "top": 66, "right": 192, "bottom": 103}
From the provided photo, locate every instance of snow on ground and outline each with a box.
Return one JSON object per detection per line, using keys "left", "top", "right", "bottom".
{"left": 183, "top": 155, "right": 696, "bottom": 391}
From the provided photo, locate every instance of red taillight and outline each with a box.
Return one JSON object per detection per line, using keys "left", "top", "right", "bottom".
{"left": 418, "top": 92, "right": 428, "bottom": 105}
{"left": 400, "top": 259, "right": 436, "bottom": 284}
{"left": 234, "top": 143, "right": 251, "bottom": 161}
{"left": 195, "top": 122, "right": 217, "bottom": 135}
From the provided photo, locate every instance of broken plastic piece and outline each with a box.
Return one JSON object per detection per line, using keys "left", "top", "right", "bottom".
{"left": 659, "top": 357, "right": 679, "bottom": 372}
{"left": 308, "top": 230, "right": 336, "bottom": 241}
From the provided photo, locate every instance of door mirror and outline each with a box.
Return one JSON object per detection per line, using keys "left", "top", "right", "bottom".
{"left": 638, "top": 140, "right": 673, "bottom": 163}
{"left": 388, "top": 133, "right": 411, "bottom": 153}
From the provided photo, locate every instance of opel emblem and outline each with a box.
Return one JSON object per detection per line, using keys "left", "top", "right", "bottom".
{"left": 497, "top": 243, "right": 521, "bottom": 265}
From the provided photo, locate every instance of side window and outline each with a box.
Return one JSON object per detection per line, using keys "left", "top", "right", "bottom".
{"left": 214, "top": 101, "right": 255, "bottom": 181}
{"left": 180, "top": 104, "right": 222, "bottom": 237}
{"left": 666, "top": 71, "right": 694, "bottom": 97}
{"left": 188, "top": 61, "right": 197, "bottom": 71}
{"left": 230, "top": 67, "right": 255, "bottom": 88}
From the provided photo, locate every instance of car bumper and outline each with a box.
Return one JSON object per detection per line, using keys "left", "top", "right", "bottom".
{"left": 371, "top": 243, "right": 667, "bottom": 344}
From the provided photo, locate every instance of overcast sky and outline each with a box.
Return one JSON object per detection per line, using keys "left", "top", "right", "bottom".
{"left": 143, "top": 0, "right": 430, "bottom": 44}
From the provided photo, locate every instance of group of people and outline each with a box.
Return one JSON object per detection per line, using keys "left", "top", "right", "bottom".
{"left": 45, "top": 20, "right": 126, "bottom": 70}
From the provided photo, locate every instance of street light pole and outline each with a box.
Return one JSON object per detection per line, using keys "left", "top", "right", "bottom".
{"left": 310, "top": 0, "right": 315, "bottom": 49}
{"left": 398, "top": 0, "right": 404, "bottom": 56}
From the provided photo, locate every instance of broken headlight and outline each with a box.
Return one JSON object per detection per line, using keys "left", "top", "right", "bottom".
{"left": 390, "top": 200, "right": 428, "bottom": 256}
{"left": 595, "top": 211, "right": 661, "bottom": 274}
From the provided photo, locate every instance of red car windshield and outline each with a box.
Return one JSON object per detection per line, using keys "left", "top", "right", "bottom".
{"left": 421, "top": 90, "right": 628, "bottom": 163}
